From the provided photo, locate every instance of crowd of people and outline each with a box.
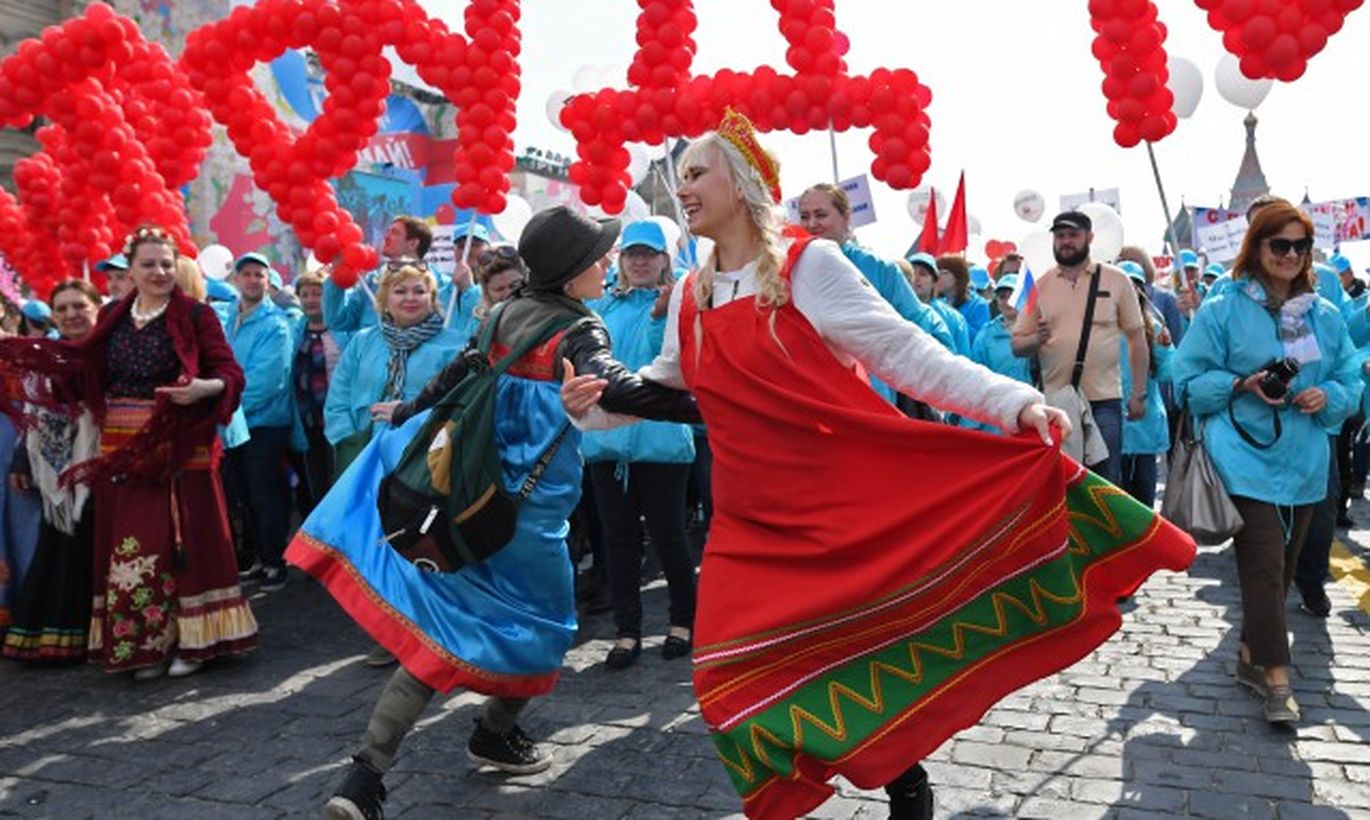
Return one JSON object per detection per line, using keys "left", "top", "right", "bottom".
{"left": 0, "top": 111, "right": 1362, "bottom": 819}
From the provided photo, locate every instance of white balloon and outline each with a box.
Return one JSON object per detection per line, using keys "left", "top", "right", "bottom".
{"left": 626, "top": 145, "right": 652, "bottom": 187}
{"left": 1020, "top": 231, "right": 1054, "bottom": 277}
{"left": 905, "top": 186, "right": 946, "bottom": 224}
{"left": 623, "top": 189, "right": 652, "bottom": 223}
{"left": 572, "top": 64, "right": 601, "bottom": 93}
{"left": 546, "top": 89, "right": 573, "bottom": 133}
{"left": 1167, "top": 56, "right": 1204, "bottom": 119}
{"left": 1079, "top": 202, "right": 1126, "bottom": 262}
{"left": 645, "top": 140, "right": 671, "bottom": 161}
{"left": 491, "top": 195, "right": 534, "bottom": 243}
{"left": 305, "top": 252, "right": 324, "bottom": 273}
{"left": 1013, "top": 189, "right": 1045, "bottom": 223}
{"left": 1214, "top": 53, "right": 1272, "bottom": 110}
{"left": 647, "top": 215, "right": 682, "bottom": 254}
{"left": 198, "top": 244, "right": 234, "bottom": 281}
{"left": 967, "top": 214, "right": 982, "bottom": 237}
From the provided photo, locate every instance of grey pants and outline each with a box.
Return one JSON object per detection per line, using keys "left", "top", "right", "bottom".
{"left": 355, "top": 666, "right": 530, "bottom": 773}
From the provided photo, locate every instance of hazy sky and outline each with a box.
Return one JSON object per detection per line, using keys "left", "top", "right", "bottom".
{"left": 414, "top": 1, "right": 1370, "bottom": 272}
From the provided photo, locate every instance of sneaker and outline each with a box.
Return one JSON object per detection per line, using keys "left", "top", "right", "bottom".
{"left": 260, "top": 566, "right": 288, "bottom": 592}
{"left": 1263, "top": 685, "right": 1300, "bottom": 724}
{"left": 467, "top": 720, "right": 552, "bottom": 775}
{"left": 324, "top": 757, "right": 386, "bottom": 820}
{"left": 131, "top": 662, "right": 168, "bottom": 682}
{"left": 362, "top": 644, "right": 397, "bottom": 668}
{"left": 1235, "top": 657, "right": 1267, "bottom": 696}
{"left": 1298, "top": 585, "right": 1332, "bottom": 619}
{"left": 885, "top": 763, "right": 934, "bottom": 820}
{"left": 167, "top": 657, "right": 203, "bottom": 678}
{"left": 238, "top": 559, "right": 265, "bottom": 581}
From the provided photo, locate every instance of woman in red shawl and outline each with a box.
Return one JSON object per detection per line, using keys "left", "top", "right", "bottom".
{"left": 0, "top": 226, "right": 257, "bottom": 679}
{"left": 562, "top": 112, "right": 1195, "bottom": 820}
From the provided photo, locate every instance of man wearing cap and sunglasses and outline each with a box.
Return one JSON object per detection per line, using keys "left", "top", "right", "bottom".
{"left": 1011, "top": 210, "right": 1149, "bottom": 483}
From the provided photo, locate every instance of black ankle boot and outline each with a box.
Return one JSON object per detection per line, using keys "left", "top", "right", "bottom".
{"left": 324, "top": 756, "right": 387, "bottom": 820}
{"left": 885, "top": 763, "right": 933, "bottom": 820}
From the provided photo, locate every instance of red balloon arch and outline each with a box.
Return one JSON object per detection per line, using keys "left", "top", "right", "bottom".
{"left": 0, "top": 0, "right": 1360, "bottom": 298}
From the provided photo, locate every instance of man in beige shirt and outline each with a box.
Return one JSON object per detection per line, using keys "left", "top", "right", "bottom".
{"left": 1011, "top": 211, "right": 1148, "bottom": 482}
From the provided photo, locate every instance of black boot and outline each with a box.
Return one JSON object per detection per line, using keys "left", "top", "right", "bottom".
{"left": 325, "top": 756, "right": 387, "bottom": 820}
{"left": 885, "top": 763, "right": 934, "bottom": 820}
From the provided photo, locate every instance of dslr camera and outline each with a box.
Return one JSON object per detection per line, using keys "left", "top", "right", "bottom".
{"left": 1258, "top": 357, "right": 1300, "bottom": 400}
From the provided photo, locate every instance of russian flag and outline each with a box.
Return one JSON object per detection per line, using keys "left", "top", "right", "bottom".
{"left": 1009, "top": 267, "right": 1039, "bottom": 315}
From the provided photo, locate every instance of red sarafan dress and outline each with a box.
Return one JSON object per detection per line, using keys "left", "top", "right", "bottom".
{"left": 676, "top": 238, "right": 1194, "bottom": 818}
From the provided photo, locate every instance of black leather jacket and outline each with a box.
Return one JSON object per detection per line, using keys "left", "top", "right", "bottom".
{"left": 392, "top": 292, "right": 701, "bottom": 426}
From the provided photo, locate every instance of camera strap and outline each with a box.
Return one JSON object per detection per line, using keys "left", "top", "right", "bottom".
{"left": 1070, "top": 265, "right": 1103, "bottom": 390}
{"left": 1227, "top": 393, "right": 1283, "bottom": 450}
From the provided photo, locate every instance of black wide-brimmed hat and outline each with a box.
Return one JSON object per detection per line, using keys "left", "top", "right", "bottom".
{"left": 518, "top": 206, "right": 621, "bottom": 293}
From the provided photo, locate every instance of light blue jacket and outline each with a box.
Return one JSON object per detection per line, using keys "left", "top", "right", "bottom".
{"left": 954, "top": 292, "right": 992, "bottom": 340}
{"left": 323, "top": 324, "right": 467, "bottom": 446}
{"left": 207, "top": 301, "right": 250, "bottom": 449}
{"left": 323, "top": 270, "right": 481, "bottom": 345}
{"left": 224, "top": 298, "right": 295, "bottom": 429}
{"left": 581, "top": 288, "right": 694, "bottom": 464}
{"left": 841, "top": 243, "right": 954, "bottom": 404}
{"left": 931, "top": 298, "right": 971, "bottom": 356}
{"left": 1174, "top": 280, "right": 1363, "bottom": 505}
{"left": 963, "top": 315, "right": 1033, "bottom": 433}
{"left": 1121, "top": 322, "right": 1174, "bottom": 456}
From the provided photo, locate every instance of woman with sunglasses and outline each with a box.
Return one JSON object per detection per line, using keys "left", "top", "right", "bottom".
{"left": 473, "top": 245, "right": 527, "bottom": 323}
{"left": 325, "top": 259, "right": 466, "bottom": 477}
{"left": 1175, "top": 200, "right": 1362, "bottom": 725}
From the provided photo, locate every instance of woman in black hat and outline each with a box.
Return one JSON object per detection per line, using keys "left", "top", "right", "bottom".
{"left": 295, "top": 206, "right": 700, "bottom": 820}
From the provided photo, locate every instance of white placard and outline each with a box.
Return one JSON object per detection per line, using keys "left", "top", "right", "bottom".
{"left": 1193, "top": 215, "right": 1249, "bottom": 263}
{"left": 785, "top": 174, "right": 877, "bottom": 229}
{"left": 1059, "top": 187, "right": 1121, "bottom": 214}
{"left": 424, "top": 226, "right": 456, "bottom": 275}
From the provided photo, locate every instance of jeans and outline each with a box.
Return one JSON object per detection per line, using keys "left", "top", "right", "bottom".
{"left": 588, "top": 461, "right": 696, "bottom": 639}
{"left": 222, "top": 425, "right": 291, "bottom": 569}
{"left": 1088, "top": 399, "right": 1123, "bottom": 484}
{"left": 1121, "top": 453, "right": 1158, "bottom": 509}
{"left": 1295, "top": 440, "right": 1338, "bottom": 593}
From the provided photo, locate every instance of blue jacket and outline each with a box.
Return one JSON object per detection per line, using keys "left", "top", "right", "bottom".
{"left": 206, "top": 301, "right": 251, "bottom": 449}
{"left": 1121, "top": 322, "right": 1174, "bottom": 456}
{"left": 953, "top": 292, "right": 992, "bottom": 340}
{"left": 963, "top": 315, "right": 1033, "bottom": 433}
{"left": 1174, "top": 280, "right": 1363, "bottom": 505}
{"left": 931, "top": 298, "right": 971, "bottom": 355}
{"left": 224, "top": 298, "right": 295, "bottom": 429}
{"left": 840, "top": 243, "right": 954, "bottom": 403}
{"left": 323, "top": 324, "right": 467, "bottom": 446}
{"left": 322, "top": 270, "right": 481, "bottom": 344}
{"left": 581, "top": 288, "right": 695, "bottom": 464}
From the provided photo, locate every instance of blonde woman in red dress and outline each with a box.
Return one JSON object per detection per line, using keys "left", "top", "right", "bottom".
{"left": 562, "top": 111, "right": 1195, "bottom": 820}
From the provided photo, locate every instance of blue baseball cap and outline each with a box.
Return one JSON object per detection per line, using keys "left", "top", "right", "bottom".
{"left": 454, "top": 222, "right": 491, "bottom": 244}
{"left": 1329, "top": 253, "right": 1352, "bottom": 274}
{"left": 994, "top": 273, "right": 1020, "bottom": 293}
{"left": 906, "top": 252, "right": 938, "bottom": 274}
{"left": 234, "top": 252, "right": 271, "bottom": 272}
{"left": 206, "top": 278, "right": 238, "bottom": 302}
{"left": 1203, "top": 263, "right": 1225, "bottom": 279}
{"left": 21, "top": 300, "right": 51, "bottom": 323}
{"left": 268, "top": 269, "right": 283, "bottom": 290}
{"left": 96, "top": 254, "right": 128, "bottom": 272}
{"left": 969, "top": 265, "right": 991, "bottom": 290}
{"left": 1178, "top": 249, "right": 1199, "bottom": 269}
{"left": 621, "top": 220, "right": 668, "bottom": 253}
{"left": 1118, "top": 260, "right": 1147, "bottom": 285}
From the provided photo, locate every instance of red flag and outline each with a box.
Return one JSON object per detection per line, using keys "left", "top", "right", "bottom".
{"left": 918, "top": 187, "right": 940, "bottom": 254}
{"left": 940, "top": 172, "right": 968, "bottom": 254}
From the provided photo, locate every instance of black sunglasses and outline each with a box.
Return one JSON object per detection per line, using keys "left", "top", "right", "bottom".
{"left": 386, "top": 256, "right": 429, "bottom": 271}
{"left": 1266, "top": 237, "right": 1313, "bottom": 257}
{"left": 477, "top": 245, "right": 521, "bottom": 268}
